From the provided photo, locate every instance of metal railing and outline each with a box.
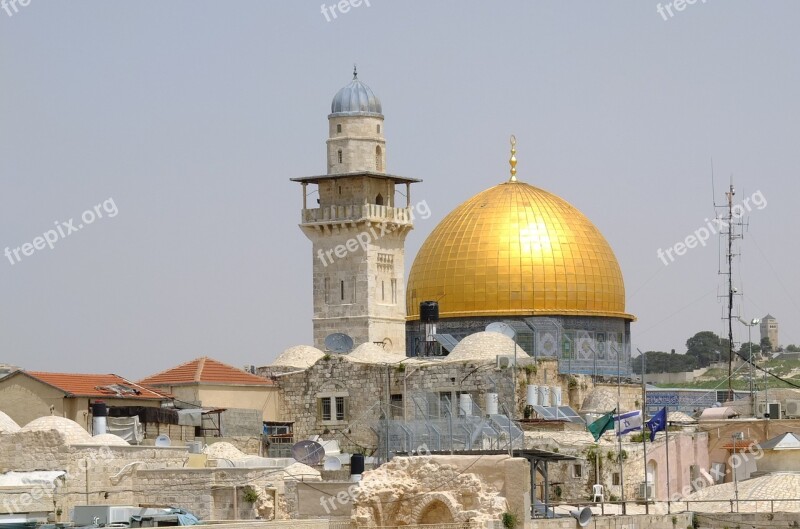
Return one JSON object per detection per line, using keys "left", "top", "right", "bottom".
{"left": 301, "top": 204, "right": 413, "bottom": 224}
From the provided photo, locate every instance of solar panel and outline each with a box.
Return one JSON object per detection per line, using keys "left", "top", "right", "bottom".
{"left": 433, "top": 334, "right": 460, "bottom": 352}
{"left": 530, "top": 405, "right": 585, "bottom": 424}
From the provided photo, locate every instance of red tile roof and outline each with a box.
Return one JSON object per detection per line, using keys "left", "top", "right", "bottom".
{"left": 22, "top": 371, "right": 170, "bottom": 400}
{"left": 139, "top": 357, "right": 273, "bottom": 387}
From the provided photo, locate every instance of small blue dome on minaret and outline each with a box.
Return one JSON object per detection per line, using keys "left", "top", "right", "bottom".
{"left": 330, "top": 67, "right": 383, "bottom": 117}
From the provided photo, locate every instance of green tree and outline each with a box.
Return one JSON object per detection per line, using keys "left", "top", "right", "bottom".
{"left": 786, "top": 344, "right": 800, "bottom": 352}
{"left": 686, "top": 331, "right": 730, "bottom": 367}
{"left": 761, "top": 336, "right": 773, "bottom": 353}
{"left": 738, "top": 342, "right": 761, "bottom": 357}
{"left": 632, "top": 351, "right": 698, "bottom": 374}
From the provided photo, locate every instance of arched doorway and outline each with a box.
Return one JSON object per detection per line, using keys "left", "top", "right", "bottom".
{"left": 375, "top": 193, "right": 384, "bottom": 205}
{"left": 417, "top": 500, "right": 454, "bottom": 524}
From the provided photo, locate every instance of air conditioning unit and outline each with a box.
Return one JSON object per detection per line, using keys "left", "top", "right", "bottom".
{"left": 496, "top": 355, "right": 513, "bottom": 369}
{"left": 637, "top": 482, "right": 654, "bottom": 500}
{"left": 759, "top": 402, "right": 782, "bottom": 419}
{"left": 785, "top": 400, "right": 800, "bottom": 418}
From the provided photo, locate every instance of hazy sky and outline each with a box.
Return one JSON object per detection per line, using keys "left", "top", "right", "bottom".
{"left": 2, "top": 1, "right": 799, "bottom": 379}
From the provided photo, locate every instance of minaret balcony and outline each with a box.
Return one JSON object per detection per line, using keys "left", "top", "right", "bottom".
{"left": 301, "top": 203, "right": 413, "bottom": 226}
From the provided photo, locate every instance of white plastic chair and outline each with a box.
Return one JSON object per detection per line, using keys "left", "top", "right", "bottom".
{"left": 592, "top": 484, "right": 605, "bottom": 503}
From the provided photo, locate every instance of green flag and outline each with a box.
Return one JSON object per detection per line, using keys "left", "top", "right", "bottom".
{"left": 588, "top": 409, "right": 616, "bottom": 442}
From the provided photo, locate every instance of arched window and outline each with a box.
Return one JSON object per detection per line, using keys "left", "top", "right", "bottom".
{"left": 376, "top": 145, "right": 382, "bottom": 172}
{"left": 336, "top": 123, "right": 342, "bottom": 133}
{"left": 337, "top": 150, "right": 343, "bottom": 164}
{"left": 375, "top": 193, "right": 384, "bottom": 206}
{"left": 377, "top": 124, "right": 381, "bottom": 133}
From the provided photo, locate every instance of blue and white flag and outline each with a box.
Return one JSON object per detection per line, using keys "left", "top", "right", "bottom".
{"left": 614, "top": 410, "right": 643, "bottom": 436}
{"left": 646, "top": 407, "right": 668, "bottom": 442}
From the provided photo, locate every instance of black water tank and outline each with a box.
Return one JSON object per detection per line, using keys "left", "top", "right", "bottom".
{"left": 91, "top": 401, "right": 107, "bottom": 417}
{"left": 350, "top": 453, "right": 365, "bottom": 475}
{"left": 420, "top": 301, "right": 439, "bottom": 323}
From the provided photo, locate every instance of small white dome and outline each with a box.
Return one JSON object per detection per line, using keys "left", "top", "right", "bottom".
{"left": 282, "top": 462, "right": 321, "bottom": 481}
{"left": 446, "top": 331, "right": 530, "bottom": 363}
{"left": 348, "top": 343, "right": 405, "bottom": 364}
{"left": 580, "top": 389, "right": 617, "bottom": 413}
{"left": 0, "top": 411, "right": 20, "bottom": 433}
{"left": 272, "top": 345, "right": 325, "bottom": 369}
{"left": 21, "top": 416, "right": 93, "bottom": 445}
{"left": 89, "top": 433, "right": 129, "bottom": 446}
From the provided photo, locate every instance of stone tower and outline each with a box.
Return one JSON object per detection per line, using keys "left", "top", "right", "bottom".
{"left": 760, "top": 314, "right": 779, "bottom": 351}
{"left": 292, "top": 70, "right": 419, "bottom": 354}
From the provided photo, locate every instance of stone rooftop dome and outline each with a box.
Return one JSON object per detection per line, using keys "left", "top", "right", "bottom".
{"left": 445, "top": 331, "right": 529, "bottom": 363}
{"left": 348, "top": 343, "right": 406, "bottom": 364}
{"left": 0, "top": 411, "right": 20, "bottom": 433}
{"left": 686, "top": 473, "right": 800, "bottom": 512}
{"left": 330, "top": 69, "right": 383, "bottom": 117}
{"left": 272, "top": 345, "right": 325, "bottom": 369}
{"left": 407, "top": 180, "right": 633, "bottom": 321}
{"left": 87, "top": 433, "right": 129, "bottom": 446}
{"left": 21, "top": 416, "right": 93, "bottom": 445}
{"left": 580, "top": 389, "right": 618, "bottom": 413}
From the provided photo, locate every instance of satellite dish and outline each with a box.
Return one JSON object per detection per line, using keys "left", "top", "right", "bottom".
{"left": 486, "top": 322, "right": 516, "bottom": 339}
{"left": 155, "top": 434, "right": 171, "bottom": 447}
{"left": 325, "top": 333, "right": 354, "bottom": 353}
{"left": 291, "top": 440, "right": 325, "bottom": 465}
{"left": 323, "top": 457, "right": 343, "bottom": 471}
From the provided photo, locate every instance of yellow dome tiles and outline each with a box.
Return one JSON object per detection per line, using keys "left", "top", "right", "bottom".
{"left": 406, "top": 181, "right": 633, "bottom": 320}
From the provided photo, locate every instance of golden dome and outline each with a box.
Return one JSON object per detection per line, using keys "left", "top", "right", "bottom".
{"left": 407, "top": 180, "right": 632, "bottom": 320}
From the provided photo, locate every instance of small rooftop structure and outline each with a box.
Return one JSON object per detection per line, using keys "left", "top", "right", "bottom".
{"left": 698, "top": 406, "right": 740, "bottom": 421}
{"left": 21, "top": 416, "right": 93, "bottom": 445}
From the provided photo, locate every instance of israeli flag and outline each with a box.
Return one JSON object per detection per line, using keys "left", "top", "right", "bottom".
{"left": 614, "top": 410, "right": 643, "bottom": 436}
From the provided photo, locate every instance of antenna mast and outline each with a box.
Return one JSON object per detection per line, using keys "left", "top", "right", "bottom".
{"left": 716, "top": 181, "right": 746, "bottom": 401}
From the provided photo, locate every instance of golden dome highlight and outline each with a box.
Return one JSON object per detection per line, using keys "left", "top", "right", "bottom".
{"left": 407, "top": 180, "right": 632, "bottom": 320}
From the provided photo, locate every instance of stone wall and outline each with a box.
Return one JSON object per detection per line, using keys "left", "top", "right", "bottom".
{"left": 531, "top": 512, "right": 692, "bottom": 529}
{"left": 261, "top": 355, "right": 641, "bottom": 455}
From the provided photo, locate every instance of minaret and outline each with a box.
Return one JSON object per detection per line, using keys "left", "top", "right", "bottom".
{"left": 292, "top": 69, "right": 420, "bottom": 354}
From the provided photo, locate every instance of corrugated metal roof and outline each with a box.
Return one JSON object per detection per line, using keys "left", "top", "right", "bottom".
{"left": 139, "top": 357, "right": 273, "bottom": 387}
{"left": 22, "top": 371, "right": 169, "bottom": 400}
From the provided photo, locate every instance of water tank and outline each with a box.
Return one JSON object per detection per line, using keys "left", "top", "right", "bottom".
{"left": 526, "top": 385, "right": 539, "bottom": 406}
{"left": 91, "top": 401, "right": 107, "bottom": 436}
{"left": 350, "top": 453, "right": 365, "bottom": 475}
{"left": 485, "top": 393, "right": 499, "bottom": 415}
{"left": 420, "top": 301, "right": 439, "bottom": 323}
{"left": 538, "top": 386, "right": 550, "bottom": 407}
{"left": 551, "top": 386, "right": 563, "bottom": 407}
{"left": 459, "top": 394, "right": 473, "bottom": 416}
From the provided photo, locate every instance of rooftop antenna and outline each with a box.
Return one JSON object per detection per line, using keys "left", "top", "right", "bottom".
{"left": 714, "top": 172, "right": 747, "bottom": 401}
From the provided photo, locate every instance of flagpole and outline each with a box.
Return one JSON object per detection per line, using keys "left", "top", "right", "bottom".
{"left": 665, "top": 406, "right": 671, "bottom": 514}
{"left": 616, "top": 343, "right": 626, "bottom": 515}
{"left": 641, "top": 351, "right": 649, "bottom": 515}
